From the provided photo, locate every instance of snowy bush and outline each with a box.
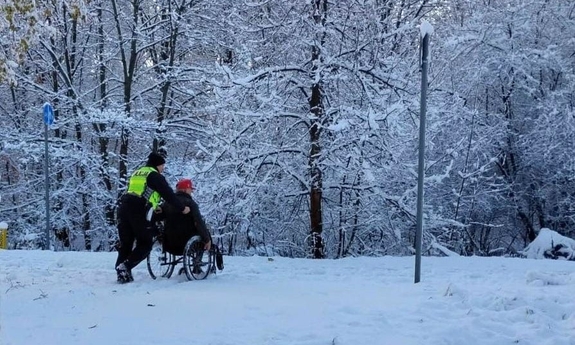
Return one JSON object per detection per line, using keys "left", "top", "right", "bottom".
{"left": 520, "top": 228, "right": 575, "bottom": 260}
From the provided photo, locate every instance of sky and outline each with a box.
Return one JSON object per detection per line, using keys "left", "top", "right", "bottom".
{"left": 1, "top": 238, "right": 574, "bottom": 345}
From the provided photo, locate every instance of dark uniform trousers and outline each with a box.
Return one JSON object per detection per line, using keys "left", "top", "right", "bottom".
{"left": 115, "top": 194, "right": 154, "bottom": 270}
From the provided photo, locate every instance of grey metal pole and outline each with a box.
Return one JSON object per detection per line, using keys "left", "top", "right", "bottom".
{"left": 42, "top": 102, "right": 54, "bottom": 250}
{"left": 44, "top": 123, "right": 50, "bottom": 250}
{"left": 415, "top": 32, "right": 430, "bottom": 284}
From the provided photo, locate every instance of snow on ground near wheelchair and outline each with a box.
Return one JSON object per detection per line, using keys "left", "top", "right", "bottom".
{"left": 1, "top": 251, "right": 574, "bottom": 345}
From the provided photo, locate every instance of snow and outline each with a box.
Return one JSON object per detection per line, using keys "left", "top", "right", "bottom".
{"left": 420, "top": 20, "right": 434, "bottom": 38}
{"left": 522, "top": 228, "right": 575, "bottom": 260}
{"left": 327, "top": 119, "right": 351, "bottom": 132}
{"left": 1, "top": 250, "right": 575, "bottom": 344}
{"left": 368, "top": 110, "right": 379, "bottom": 130}
{"left": 430, "top": 241, "right": 460, "bottom": 257}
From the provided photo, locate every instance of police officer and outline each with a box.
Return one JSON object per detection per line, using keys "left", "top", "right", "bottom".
{"left": 115, "top": 152, "right": 190, "bottom": 283}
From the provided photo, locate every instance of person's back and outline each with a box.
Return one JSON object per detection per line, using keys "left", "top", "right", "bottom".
{"left": 163, "top": 192, "right": 195, "bottom": 255}
{"left": 162, "top": 178, "right": 211, "bottom": 255}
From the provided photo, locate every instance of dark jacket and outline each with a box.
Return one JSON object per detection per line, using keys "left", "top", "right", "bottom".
{"left": 161, "top": 191, "right": 211, "bottom": 255}
{"left": 145, "top": 168, "right": 186, "bottom": 213}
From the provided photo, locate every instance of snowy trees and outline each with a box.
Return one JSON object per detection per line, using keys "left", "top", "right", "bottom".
{"left": 427, "top": 0, "right": 575, "bottom": 255}
{"left": 200, "top": 0, "right": 436, "bottom": 257}
{"left": 0, "top": 0, "right": 574, "bottom": 256}
{"left": 0, "top": 0, "right": 217, "bottom": 250}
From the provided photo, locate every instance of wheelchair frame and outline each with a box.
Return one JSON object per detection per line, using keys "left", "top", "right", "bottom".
{"left": 146, "top": 234, "right": 216, "bottom": 281}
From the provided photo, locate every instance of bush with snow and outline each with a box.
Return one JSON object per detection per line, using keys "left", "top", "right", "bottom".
{"left": 520, "top": 228, "right": 575, "bottom": 260}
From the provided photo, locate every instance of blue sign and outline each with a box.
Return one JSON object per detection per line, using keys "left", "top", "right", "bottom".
{"left": 43, "top": 103, "right": 54, "bottom": 126}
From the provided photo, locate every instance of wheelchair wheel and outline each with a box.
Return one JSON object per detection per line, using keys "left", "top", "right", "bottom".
{"left": 183, "top": 236, "right": 213, "bottom": 280}
{"left": 147, "top": 237, "right": 175, "bottom": 279}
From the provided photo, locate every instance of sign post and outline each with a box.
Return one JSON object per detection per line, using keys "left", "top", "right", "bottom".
{"left": 415, "top": 21, "right": 433, "bottom": 283}
{"left": 43, "top": 102, "right": 54, "bottom": 250}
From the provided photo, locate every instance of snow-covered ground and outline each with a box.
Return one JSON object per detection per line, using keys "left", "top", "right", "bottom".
{"left": 1, "top": 250, "right": 574, "bottom": 345}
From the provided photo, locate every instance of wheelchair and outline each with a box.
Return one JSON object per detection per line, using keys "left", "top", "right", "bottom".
{"left": 146, "top": 225, "right": 217, "bottom": 281}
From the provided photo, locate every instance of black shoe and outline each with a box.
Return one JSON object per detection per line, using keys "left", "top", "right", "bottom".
{"left": 192, "top": 266, "right": 203, "bottom": 275}
{"left": 116, "top": 263, "right": 134, "bottom": 283}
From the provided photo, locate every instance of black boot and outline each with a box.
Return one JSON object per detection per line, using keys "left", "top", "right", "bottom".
{"left": 116, "top": 262, "right": 134, "bottom": 283}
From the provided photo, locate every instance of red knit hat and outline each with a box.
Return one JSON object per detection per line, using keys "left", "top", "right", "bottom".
{"left": 176, "top": 178, "right": 193, "bottom": 190}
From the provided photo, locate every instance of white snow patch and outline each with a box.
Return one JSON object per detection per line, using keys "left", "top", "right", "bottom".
{"left": 0, "top": 251, "right": 574, "bottom": 344}
{"left": 420, "top": 20, "right": 434, "bottom": 38}
{"left": 521, "top": 228, "right": 575, "bottom": 260}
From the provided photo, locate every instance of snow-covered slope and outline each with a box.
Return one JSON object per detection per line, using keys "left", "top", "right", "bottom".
{"left": 1, "top": 250, "right": 574, "bottom": 345}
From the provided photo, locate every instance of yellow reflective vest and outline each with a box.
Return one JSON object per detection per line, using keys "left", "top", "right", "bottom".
{"left": 126, "top": 166, "right": 161, "bottom": 210}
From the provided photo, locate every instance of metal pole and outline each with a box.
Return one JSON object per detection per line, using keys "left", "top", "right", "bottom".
{"left": 415, "top": 32, "right": 430, "bottom": 284}
{"left": 44, "top": 123, "right": 51, "bottom": 250}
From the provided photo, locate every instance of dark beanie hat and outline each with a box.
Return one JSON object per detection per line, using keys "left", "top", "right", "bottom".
{"left": 146, "top": 152, "right": 166, "bottom": 167}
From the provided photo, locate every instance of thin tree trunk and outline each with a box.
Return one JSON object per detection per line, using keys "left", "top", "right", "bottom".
{"left": 308, "top": 0, "right": 327, "bottom": 259}
{"left": 94, "top": 3, "right": 115, "bottom": 227}
{"left": 112, "top": 0, "right": 140, "bottom": 192}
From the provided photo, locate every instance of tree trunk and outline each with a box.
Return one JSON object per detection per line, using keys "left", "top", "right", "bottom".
{"left": 95, "top": 3, "right": 115, "bottom": 227}
{"left": 308, "top": 0, "right": 327, "bottom": 259}
{"left": 151, "top": 2, "right": 182, "bottom": 153}
{"left": 112, "top": 0, "right": 140, "bottom": 193}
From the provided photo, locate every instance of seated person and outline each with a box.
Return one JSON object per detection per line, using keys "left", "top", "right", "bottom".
{"left": 159, "top": 178, "right": 211, "bottom": 256}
